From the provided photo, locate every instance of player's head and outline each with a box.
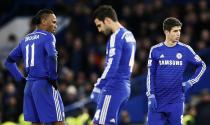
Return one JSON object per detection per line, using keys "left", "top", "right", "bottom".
{"left": 163, "top": 17, "right": 182, "bottom": 42}
{"left": 93, "top": 5, "right": 118, "bottom": 35}
{"left": 32, "top": 9, "right": 57, "bottom": 34}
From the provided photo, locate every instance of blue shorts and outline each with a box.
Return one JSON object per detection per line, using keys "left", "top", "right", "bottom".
{"left": 147, "top": 102, "right": 184, "bottom": 125}
{"left": 23, "top": 79, "right": 65, "bottom": 123}
{"left": 93, "top": 83, "right": 130, "bottom": 125}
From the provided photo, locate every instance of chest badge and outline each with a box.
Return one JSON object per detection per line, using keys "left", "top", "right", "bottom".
{"left": 176, "top": 53, "right": 182, "bottom": 59}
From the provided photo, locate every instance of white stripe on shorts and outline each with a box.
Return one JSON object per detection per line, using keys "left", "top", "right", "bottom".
{"left": 53, "top": 87, "right": 62, "bottom": 121}
{"left": 99, "top": 95, "right": 111, "bottom": 124}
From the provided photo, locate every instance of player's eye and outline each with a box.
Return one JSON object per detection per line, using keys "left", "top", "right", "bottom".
{"left": 96, "top": 24, "right": 101, "bottom": 28}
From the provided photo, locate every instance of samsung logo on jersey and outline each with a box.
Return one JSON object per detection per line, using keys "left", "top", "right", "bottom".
{"left": 25, "top": 35, "right": 39, "bottom": 42}
{"left": 159, "top": 60, "right": 183, "bottom": 66}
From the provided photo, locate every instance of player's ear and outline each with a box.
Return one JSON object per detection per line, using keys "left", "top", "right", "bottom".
{"left": 41, "top": 18, "right": 48, "bottom": 25}
{"left": 104, "top": 17, "right": 112, "bottom": 24}
{"left": 164, "top": 30, "right": 169, "bottom": 35}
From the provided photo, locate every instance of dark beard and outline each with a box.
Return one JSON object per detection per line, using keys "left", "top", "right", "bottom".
{"left": 103, "top": 29, "right": 112, "bottom": 36}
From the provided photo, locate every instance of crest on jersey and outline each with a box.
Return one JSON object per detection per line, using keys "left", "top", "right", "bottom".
{"left": 176, "top": 53, "right": 182, "bottom": 59}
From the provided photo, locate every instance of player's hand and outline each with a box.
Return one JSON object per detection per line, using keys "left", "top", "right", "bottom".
{"left": 90, "top": 86, "right": 101, "bottom": 103}
{"left": 48, "top": 79, "right": 58, "bottom": 90}
{"left": 182, "top": 81, "right": 192, "bottom": 93}
{"left": 148, "top": 94, "right": 157, "bottom": 111}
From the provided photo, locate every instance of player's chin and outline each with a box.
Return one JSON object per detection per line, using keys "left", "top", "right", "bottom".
{"left": 101, "top": 31, "right": 107, "bottom": 35}
{"left": 104, "top": 31, "right": 111, "bottom": 36}
{"left": 175, "top": 38, "right": 180, "bottom": 41}
{"left": 51, "top": 30, "right": 56, "bottom": 34}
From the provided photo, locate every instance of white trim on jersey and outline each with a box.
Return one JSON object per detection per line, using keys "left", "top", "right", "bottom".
{"left": 146, "top": 68, "right": 151, "bottom": 96}
{"left": 121, "top": 31, "right": 131, "bottom": 39}
{"left": 101, "top": 58, "right": 113, "bottom": 79}
{"left": 146, "top": 43, "right": 163, "bottom": 96}
{"left": 100, "top": 30, "right": 118, "bottom": 79}
{"left": 110, "top": 31, "right": 117, "bottom": 48}
{"left": 189, "top": 62, "right": 206, "bottom": 85}
{"left": 178, "top": 42, "right": 206, "bottom": 85}
{"left": 99, "top": 95, "right": 111, "bottom": 124}
{"left": 52, "top": 87, "right": 63, "bottom": 121}
{"left": 148, "top": 43, "right": 163, "bottom": 58}
{"left": 178, "top": 42, "right": 196, "bottom": 55}
{"left": 26, "top": 32, "right": 47, "bottom": 36}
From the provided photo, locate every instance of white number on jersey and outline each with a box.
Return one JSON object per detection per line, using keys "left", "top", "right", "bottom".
{"left": 25, "top": 43, "right": 35, "bottom": 67}
{"left": 129, "top": 45, "right": 135, "bottom": 72}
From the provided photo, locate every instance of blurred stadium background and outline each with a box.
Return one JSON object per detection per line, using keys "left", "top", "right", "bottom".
{"left": 0, "top": 0, "right": 210, "bottom": 125}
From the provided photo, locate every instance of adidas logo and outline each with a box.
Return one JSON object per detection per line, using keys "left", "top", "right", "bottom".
{"left": 160, "top": 54, "right": 164, "bottom": 58}
{"left": 110, "top": 118, "right": 116, "bottom": 123}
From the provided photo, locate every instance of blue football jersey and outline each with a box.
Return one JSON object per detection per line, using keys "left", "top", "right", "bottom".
{"left": 5, "top": 29, "right": 58, "bottom": 81}
{"left": 95, "top": 27, "right": 136, "bottom": 89}
{"left": 146, "top": 42, "right": 206, "bottom": 105}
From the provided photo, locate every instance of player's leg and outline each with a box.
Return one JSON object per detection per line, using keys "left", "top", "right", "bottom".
{"left": 147, "top": 110, "right": 166, "bottom": 125}
{"left": 31, "top": 79, "right": 65, "bottom": 123}
{"left": 167, "top": 102, "right": 184, "bottom": 125}
{"left": 23, "top": 80, "right": 41, "bottom": 123}
{"left": 93, "top": 88, "right": 129, "bottom": 125}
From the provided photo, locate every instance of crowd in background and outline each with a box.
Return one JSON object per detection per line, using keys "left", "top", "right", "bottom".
{"left": 0, "top": 0, "right": 210, "bottom": 125}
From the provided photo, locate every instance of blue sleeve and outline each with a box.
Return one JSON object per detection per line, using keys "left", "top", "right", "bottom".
{"left": 146, "top": 47, "right": 157, "bottom": 97}
{"left": 44, "top": 34, "right": 58, "bottom": 80}
{"left": 4, "top": 43, "right": 24, "bottom": 81}
{"left": 185, "top": 46, "right": 206, "bottom": 85}
{"left": 95, "top": 34, "right": 123, "bottom": 89}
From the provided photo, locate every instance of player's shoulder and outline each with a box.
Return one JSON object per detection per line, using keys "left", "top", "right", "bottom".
{"left": 177, "top": 42, "right": 190, "bottom": 48}
{"left": 26, "top": 29, "right": 47, "bottom": 36}
{"left": 119, "top": 27, "right": 132, "bottom": 38}
{"left": 119, "top": 27, "right": 135, "bottom": 42}
{"left": 26, "top": 29, "right": 54, "bottom": 39}
{"left": 177, "top": 42, "right": 195, "bottom": 53}
{"left": 150, "top": 42, "right": 164, "bottom": 51}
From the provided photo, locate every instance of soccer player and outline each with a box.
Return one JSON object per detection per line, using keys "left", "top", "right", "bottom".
{"left": 90, "top": 5, "right": 136, "bottom": 125}
{"left": 146, "top": 17, "right": 206, "bottom": 125}
{"left": 4, "top": 9, "right": 65, "bottom": 125}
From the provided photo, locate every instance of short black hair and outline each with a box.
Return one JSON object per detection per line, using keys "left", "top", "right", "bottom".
{"left": 93, "top": 5, "right": 118, "bottom": 22}
{"left": 163, "top": 17, "right": 182, "bottom": 31}
{"left": 32, "top": 9, "right": 54, "bottom": 25}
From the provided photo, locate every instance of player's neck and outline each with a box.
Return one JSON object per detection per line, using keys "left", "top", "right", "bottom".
{"left": 37, "top": 26, "right": 48, "bottom": 32}
{"left": 111, "top": 22, "right": 122, "bottom": 33}
{"left": 164, "top": 40, "right": 177, "bottom": 47}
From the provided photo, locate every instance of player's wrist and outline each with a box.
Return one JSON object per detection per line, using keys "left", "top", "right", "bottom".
{"left": 182, "top": 81, "right": 192, "bottom": 87}
{"left": 187, "top": 81, "right": 193, "bottom": 86}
